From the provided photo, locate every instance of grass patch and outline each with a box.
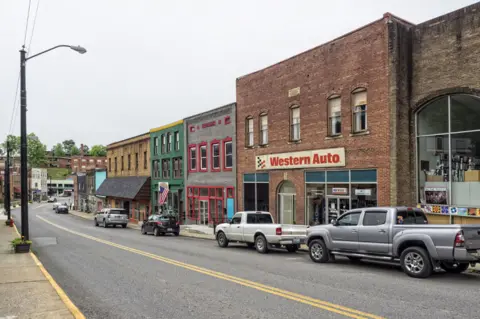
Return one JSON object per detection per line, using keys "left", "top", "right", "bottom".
{"left": 47, "top": 168, "right": 71, "bottom": 180}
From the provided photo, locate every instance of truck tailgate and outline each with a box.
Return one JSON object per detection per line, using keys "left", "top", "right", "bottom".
{"left": 280, "top": 225, "right": 307, "bottom": 237}
{"left": 463, "top": 226, "right": 480, "bottom": 250}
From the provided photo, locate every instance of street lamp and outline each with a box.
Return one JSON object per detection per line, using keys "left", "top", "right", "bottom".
{"left": 19, "top": 44, "right": 87, "bottom": 240}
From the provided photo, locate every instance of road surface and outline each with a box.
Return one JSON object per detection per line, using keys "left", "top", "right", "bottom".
{"left": 11, "top": 203, "right": 480, "bottom": 319}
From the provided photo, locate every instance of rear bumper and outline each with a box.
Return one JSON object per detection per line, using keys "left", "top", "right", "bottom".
{"left": 277, "top": 237, "right": 306, "bottom": 245}
{"left": 156, "top": 226, "right": 180, "bottom": 233}
{"left": 453, "top": 248, "right": 480, "bottom": 262}
{"left": 106, "top": 220, "right": 128, "bottom": 225}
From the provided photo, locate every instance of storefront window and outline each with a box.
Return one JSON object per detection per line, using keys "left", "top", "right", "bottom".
{"left": 351, "top": 184, "right": 377, "bottom": 209}
{"left": 417, "top": 94, "right": 480, "bottom": 208}
{"left": 305, "top": 184, "right": 325, "bottom": 225}
{"left": 243, "top": 173, "right": 269, "bottom": 211}
{"left": 186, "top": 186, "right": 226, "bottom": 224}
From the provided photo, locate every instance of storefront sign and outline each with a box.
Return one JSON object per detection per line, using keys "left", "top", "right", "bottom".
{"left": 189, "top": 116, "right": 231, "bottom": 133}
{"left": 424, "top": 187, "right": 448, "bottom": 205}
{"left": 332, "top": 188, "right": 348, "bottom": 195}
{"left": 355, "top": 189, "right": 372, "bottom": 196}
{"left": 256, "top": 148, "right": 345, "bottom": 170}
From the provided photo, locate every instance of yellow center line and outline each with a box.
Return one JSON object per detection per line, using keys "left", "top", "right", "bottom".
{"left": 36, "top": 214, "right": 385, "bottom": 319}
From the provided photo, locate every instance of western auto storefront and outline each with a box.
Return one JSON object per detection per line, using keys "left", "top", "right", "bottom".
{"left": 245, "top": 147, "right": 379, "bottom": 226}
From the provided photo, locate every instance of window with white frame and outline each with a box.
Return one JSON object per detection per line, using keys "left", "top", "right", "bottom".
{"left": 189, "top": 146, "right": 197, "bottom": 171}
{"left": 212, "top": 143, "right": 220, "bottom": 169}
{"left": 328, "top": 97, "right": 342, "bottom": 136}
{"left": 290, "top": 107, "right": 300, "bottom": 141}
{"left": 260, "top": 114, "right": 268, "bottom": 145}
{"left": 162, "top": 159, "right": 170, "bottom": 179}
{"left": 200, "top": 145, "right": 207, "bottom": 170}
{"left": 161, "top": 134, "right": 166, "bottom": 153}
{"left": 174, "top": 131, "right": 179, "bottom": 150}
{"left": 246, "top": 117, "right": 254, "bottom": 147}
{"left": 224, "top": 141, "right": 233, "bottom": 169}
{"left": 167, "top": 133, "right": 172, "bottom": 152}
{"left": 352, "top": 89, "right": 367, "bottom": 132}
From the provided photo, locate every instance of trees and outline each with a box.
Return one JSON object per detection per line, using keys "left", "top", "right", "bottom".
{"left": 2, "top": 133, "right": 47, "bottom": 167}
{"left": 62, "top": 139, "right": 76, "bottom": 155}
{"left": 52, "top": 143, "right": 65, "bottom": 156}
{"left": 81, "top": 144, "right": 89, "bottom": 154}
{"left": 89, "top": 145, "right": 107, "bottom": 157}
{"left": 70, "top": 145, "right": 81, "bottom": 155}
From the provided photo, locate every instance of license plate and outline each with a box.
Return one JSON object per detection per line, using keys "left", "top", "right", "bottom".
{"left": 293, "top": 238, "right": 300, "bottom": 244}
{"left": 167, "top": 228, "right": 173, "bottom": 231}
{"left": 471, "top": 250, "right": 480, "bottom": 258}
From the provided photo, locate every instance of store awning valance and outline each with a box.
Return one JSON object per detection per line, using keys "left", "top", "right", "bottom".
{"left": 96, "top": 176, "right": 150, "bottom": 201}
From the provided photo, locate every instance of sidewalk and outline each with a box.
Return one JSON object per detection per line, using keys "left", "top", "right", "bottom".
{"left": 0, "top": 215, "right": 83, "bottom": 318}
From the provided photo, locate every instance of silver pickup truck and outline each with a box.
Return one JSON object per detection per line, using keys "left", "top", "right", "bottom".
{"left": 306, "top": 207, "right": 480, "bottom": 278}
{"left": 215, "top": 211, "right": 307, "bottom": 254}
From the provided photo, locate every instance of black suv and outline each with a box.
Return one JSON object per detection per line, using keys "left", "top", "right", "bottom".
{"left": 141, "top": 215, "right": 180, "bottom": 236}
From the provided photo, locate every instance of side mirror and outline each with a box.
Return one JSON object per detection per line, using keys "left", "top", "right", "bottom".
{"left": 330, "top": 218, "right": 337, "bottom": 225}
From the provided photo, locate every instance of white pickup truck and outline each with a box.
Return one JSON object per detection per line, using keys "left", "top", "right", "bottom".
{"left": 215, "top": 211, "right": 307, "bottom": 254}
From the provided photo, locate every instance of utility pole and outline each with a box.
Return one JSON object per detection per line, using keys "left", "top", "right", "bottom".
{"left": 20, "top": 47, "right": 29, "bottom": 240}
{"left": 4, "top": 141, "right": 11, "bottom": 222}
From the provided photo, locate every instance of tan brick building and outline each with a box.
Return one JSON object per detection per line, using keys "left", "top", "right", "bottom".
{"left": 236, "top": 3, "right": 480, "bottom": 225}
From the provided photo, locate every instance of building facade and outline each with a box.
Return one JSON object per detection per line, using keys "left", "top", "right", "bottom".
{"left": 31, "top": 168, "right": 47, "bottom": 200}
{"left": 236, "top": 4, "right": 480, "bottom": 225}
{"left": 98, "top": 133, "right": 151, "bottom": 223}
{"left": 47, "top": 179, "right": 74, "bottom": 196}
{"left": 150, "top": 120, "right": 184, "bottom": 218}
{"left": 183, "top": 104, "right": 236, "bottom": 225}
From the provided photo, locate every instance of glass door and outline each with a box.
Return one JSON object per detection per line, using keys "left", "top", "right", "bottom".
{"left": 279, "top": 194, "right": 295, "bottom": 224}
{"left": 327, "top": 197, "right": 350, "bottom": 223}
{"left": 200, "top": 200, "right": 208, "bottom": 225}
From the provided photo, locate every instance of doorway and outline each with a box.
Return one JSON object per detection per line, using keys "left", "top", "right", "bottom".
{"left": 277, "top": 180, "right": 296, "bottom": 224}
{"left": 123, "top": 201, "right": 131, "bottom": 219}
{"left": 327, "top": 197, "right": 350, "bottom": 223}
{"left": 200, "top": 200, "right": 208, "bottom": 225}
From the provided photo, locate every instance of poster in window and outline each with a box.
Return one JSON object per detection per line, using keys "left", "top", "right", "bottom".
{"left": 424, "top": 187, "right": 447, "bottom": 205}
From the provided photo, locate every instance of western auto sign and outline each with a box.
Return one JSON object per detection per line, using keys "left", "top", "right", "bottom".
{"left": 256, "top": 148, "right": 345, "bottom": 170}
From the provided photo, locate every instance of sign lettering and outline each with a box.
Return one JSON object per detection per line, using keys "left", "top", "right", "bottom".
{"left": 256, "top": 148, "right": 345, "bottom": 170}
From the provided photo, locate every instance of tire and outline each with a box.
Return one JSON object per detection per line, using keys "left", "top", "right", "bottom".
{"left": 94, "top": 219, "right": 98, "bottom": 227}
{"left": 103, "top": 220, "right": 108, "bottom": 228}
{"left": 247, "top": 243, "right": 255, "bottom": 249}
{"left": 217, "top": 231, "right": 229, "bottom": 247}
{"left": 174, "top": 232, "right": 180, "bottom": 236}
{"left": 286, "top": 244, "right": 299, "bottom": 253}
{"left": 122, "top": 224, "right": 127, "bottom": 228}
{"left": 400, "top": 246, "right": 433, "bottom": 278}
{"left": 348, "top": 256, "right": 362, "bottom": 262}
{"left": 141, "top": 226, "right": 146, "bottom": 235}
{"left": 308, "top": 239, "right": 330, "bottom": 263}
{"left": 440, "top": 262, "right": 470, "bottom": 274}
{"left": 255, "top": 235, "right": 269, "bottom": 254}
{"left": 154, "top": 227, "right": 160, "bottom": 237}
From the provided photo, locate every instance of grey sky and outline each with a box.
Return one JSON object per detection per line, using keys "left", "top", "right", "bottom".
{"left": 1, "top": 0, "right": 476, "bottom": 149}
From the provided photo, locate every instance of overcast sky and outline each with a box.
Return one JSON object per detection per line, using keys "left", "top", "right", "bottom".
{"left": 1, "top": 0, "right": 476, "bottom": 149}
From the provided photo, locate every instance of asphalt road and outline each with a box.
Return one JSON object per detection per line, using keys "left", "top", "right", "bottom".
{"left": 11, "top": 203, "right": 480, "bottom": 319}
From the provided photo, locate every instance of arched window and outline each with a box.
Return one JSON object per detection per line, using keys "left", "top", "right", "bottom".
{"left": 277, "top": 180, "right": 296, "bottom": 224}
{"left": 416, "top": 94, "right": 480, "bottom": 209}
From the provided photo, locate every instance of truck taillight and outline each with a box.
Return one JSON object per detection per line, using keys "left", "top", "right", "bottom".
{"left": 455, "top": 231, "right": 465, "bottom": 247}
{"left": 176, "top": 222, "right": 179, "bottom": 226}
{"left": 276, "top": 227, "right": 282, "bottom": 235}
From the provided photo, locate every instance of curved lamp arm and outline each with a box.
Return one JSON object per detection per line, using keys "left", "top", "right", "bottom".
{"left": 26, "top": 45, "right": 87, "bottom": 61}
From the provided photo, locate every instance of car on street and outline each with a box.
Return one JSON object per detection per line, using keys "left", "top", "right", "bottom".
{"left": 52, "top": 202, "right": 61, "bottom": 210}
{"left": 306, "top": 206, "right": 480, "bottom": 278}
{"left": 94, "top": 208, "right": 128, "bottom": 228}
{"left": 47, "top": 196, "right": 56, "bottom": 203}
{"left": 55, "top": 204, "right": 69, "bottom": 214}
{"left": 141, "top": 214, "right": 180, "bottom": 236}
{"left": 215, "top": 211, "right": 307, "bottom": 254}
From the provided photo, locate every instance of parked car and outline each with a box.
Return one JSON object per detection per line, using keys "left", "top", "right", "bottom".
{"left": 306, "top": 206, "right": 480, "bottom": 278}
{"left": 141, "top": 215, "right": 180, "bottom": 236}
{"left": 55, "top": 204, "right": 69, "bottom": 214}
{"left": 47, "top": 197, "right": 56, "bottom": 203}
{"left": 94, "top": 208, "right": 128, "bottom": 228}
{"left": 215, "top": 211, "right": 307, "bottom": 254}
{"left": 52, "top": 202, "right": 61, "bottom": 210}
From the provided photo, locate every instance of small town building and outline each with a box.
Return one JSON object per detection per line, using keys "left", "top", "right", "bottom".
{"left": 149, "top": 120, "right": 185, "bottom": 219}
{"left": 235, "top": 3, "right": 480, "bottom": 225}
{"left": 30, "top": 168, "right": 47, "bottom": 200}
{"left": 47, "top": 178, "right": 74, "bottom": 196}
{"left": 184, "top": 103, "right": 236, "bottom": 225}
{"left": 97, "top": 133, "right": 151, "bottom": 223}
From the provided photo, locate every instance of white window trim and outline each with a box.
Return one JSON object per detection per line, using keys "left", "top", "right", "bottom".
{"left": 224, "top": 141, "right": 233, "bottom": 168}
{"left": 200, "top": 145, "right": 207, "bottom": 170}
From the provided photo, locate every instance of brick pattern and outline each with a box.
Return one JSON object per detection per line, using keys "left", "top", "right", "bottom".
{"left": 236, "top": 19, "right": 391, "bottom": 219}
{"left": 107, "top": 135, "right": 150, "bottom": 178}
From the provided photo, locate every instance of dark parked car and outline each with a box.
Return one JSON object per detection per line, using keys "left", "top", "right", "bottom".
{"left": 55, "top": 204, "right": 69, "bottom": 214}
{"left": 141, "top": 215, "right": 180, "bottom": 236}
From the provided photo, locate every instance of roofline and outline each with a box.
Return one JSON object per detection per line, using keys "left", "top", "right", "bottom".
{"left": 237, "top": 16, "right": 390, "bottom": 80}
{"left": 150, "top": 120, "right": 184, "bottom": 133}
{"left": 415, "top": 1, "right": 480, "bottom": 28}
{"left": 107, "top": 132, "right": 150, "bottom": 148}
{"left": 184, "top": 102, "right": 236, "bottom": 122}
{"left": 383, "top": 12, "right": 415, "bottom": 26}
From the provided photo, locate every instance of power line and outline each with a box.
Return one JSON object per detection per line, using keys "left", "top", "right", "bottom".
{"left": 23, "top": 0, "right": 32, "bottom": 47}
{"left": 27, "top": 0, "right": 41, "bottom": 54}
{"left": 7, "top": 75, "right": 20, "bottom": 136}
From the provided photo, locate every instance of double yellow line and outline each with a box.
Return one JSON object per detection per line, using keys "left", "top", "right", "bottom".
{"left": 37, "top": 215, "right": 384, "bottom": 319}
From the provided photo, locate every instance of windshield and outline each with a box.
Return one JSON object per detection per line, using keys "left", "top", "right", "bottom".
{"left": 110, "top": 210, "right": 128, "bottom": 215}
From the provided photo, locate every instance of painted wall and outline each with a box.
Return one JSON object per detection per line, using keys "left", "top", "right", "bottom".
{"left": 95, "top": 170, "right": 106, "bottom": 191}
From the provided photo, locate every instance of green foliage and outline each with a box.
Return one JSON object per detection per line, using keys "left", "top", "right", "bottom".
{"left": 47, "top": 168, "right": 71, "bottom": 179}
{"left": 62, "top": 139, "right": 76, "bottom": 155}
{"left": 2, "top": 135, "right": 20, "bottom": 155}
{"left": 11, "top": 237, "right": 32, "bottom": 247}
{"left": 70, "top": 145, "right": 80, "bottom": 155}
{"left": 81, "top": 144, "right": 89, "bottom": 154}
{"left": 2, "top": 133, "right": 46, "bottom": 167}
{"left": 52, "top": 143, "right": 65, "bottom": 156}
{"left": 89, "top": 145, "right": 107, "bottom": 157}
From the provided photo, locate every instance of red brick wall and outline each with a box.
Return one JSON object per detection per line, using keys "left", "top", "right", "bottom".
{"left": 236, "top": 18, "right": 391, "bottom": 218}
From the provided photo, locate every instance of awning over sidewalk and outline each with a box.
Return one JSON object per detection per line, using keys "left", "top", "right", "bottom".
{"left": 96, "top": 176, "right": 150, "bottom": 201}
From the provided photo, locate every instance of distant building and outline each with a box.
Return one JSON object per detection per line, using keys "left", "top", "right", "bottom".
{"left": 47, "top": 179, "right": 74, "bottom": 196}
{"left": 31, "top": 168, "right": 48, "bottom": 200}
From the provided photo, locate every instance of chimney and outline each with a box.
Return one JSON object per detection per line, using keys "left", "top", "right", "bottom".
{"left": 80, "top": 144, "right": 84, "bottom": 156}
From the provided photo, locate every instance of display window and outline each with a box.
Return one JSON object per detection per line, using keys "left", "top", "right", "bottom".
{"left": 417, "top": 94, "right": 480, "bottom": 212}
{"left": 186, "top": 186, "right": 228, "bottom": 224}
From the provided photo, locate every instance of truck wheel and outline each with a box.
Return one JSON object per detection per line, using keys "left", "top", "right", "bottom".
{"left": 286, "top": 244, "right": 299, "bottom": 253}
{"left": 217, "top": 231, "right": 229, "bottom": 247}
{"left": 440, "top": 262, "right": 470, "bottom": 274}
{"left": 255, "top": 235, "right": 269, "bottom": 254}
{"left": 141, "top": 226, "right": 147, "bottom": 235}
{"left": 309, "top": 239, "right": 329, "bottom": 263}
{"left": 154, "top": 227, "right": 160, "bottom": 237}
{"left": 103, "top": 220, "right": 108, "bottom": 228}
{"left": 400, "top": 246, "right": 433, "bottom": 278}
{"left": 94, "top": 219, "right": 98, "bottom": 227}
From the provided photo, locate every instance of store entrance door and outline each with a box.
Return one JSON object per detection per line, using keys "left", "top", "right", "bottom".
{"left": 277, "top": 180, "right": 296, "bottom": 224}
{"left": 327, "top": 197, "right": 350, "bottom": 223}
{"left": 200, "top": 200, "right": 208, "bottom": 225}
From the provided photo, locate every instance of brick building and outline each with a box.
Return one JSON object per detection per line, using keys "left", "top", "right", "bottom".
{"left": 97, "top": 133, "right": 151, "bottom": 223}
{"left": 236, "top": 3, "right": 480, "bottom": 225}
{"left": 184, "top": 103, "right": 236, "bottom": 225}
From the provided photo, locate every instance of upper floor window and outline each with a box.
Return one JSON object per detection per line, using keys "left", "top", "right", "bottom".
{"left": 200, "top": 143, "right": 207, "bottom": 171}
{"left": 223, "top": 138, "right": 233, "bottom": 170}
{"left": 188, "top": 145, "right": 197, "bottom": 172}
{"left": 246, "top": 117, "right": 254, "bottom": 147}
{"left": 352, "top": 89, "right": 368, "bottom": 133}
{"left": 173, "top": 157, "right": 182, "bottom": 178}
{"left": 161, "top": 134, "right": 166, "bottom": 153}
{"left": 121, "top": 156, "right": 124, "bottom": 171}
{"left": 290, "top": 107, "right": 300, "bottom": 141}
{"left": 135, "top": 153, "right": 139, "bottom": 169}
{"left": 328, "top": 96, "right": 342, "bottom": 136}
{"left": 143, "top": 151, "right": 147, "bottom": 169}
{"left": 153, "top": 160, "right": 159, "bottom": 178}
{"left": 108, "top": 158, "right": 111, "bottom": 172}
{"left": 174, "top": 131, "right": 180, "bottom": 151}
{"left": 260, "top": 114, "right": 268, "bottom": 145}
{"left": 211, "top": 141, "right": 220, "bottom": 171}
{"left": 127, "top": 154, "right": 131, "bottom": 170}
{"left": 153, "top": 137, "right": 158, "bottom": 155}
{"left": 167, "top": 133, "right": 172, "bottom": 152}
{"left": 114, "top": 157, "right": 118, "bottom": 172}
{"left": 162, "top": 159, "right": 170, "bottom": 179}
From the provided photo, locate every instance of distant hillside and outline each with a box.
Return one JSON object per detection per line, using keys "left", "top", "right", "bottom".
{"left": 47, "top": 168, "right": 71, "bottom": 180}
